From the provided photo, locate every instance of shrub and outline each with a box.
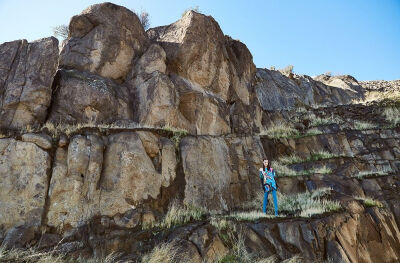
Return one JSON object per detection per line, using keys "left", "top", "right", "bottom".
{"left": 132, "top": 10, "right": 150, "bottom": 30}
{"left": 182, "top": 6, "right": 200, "bottom": 17}
{"left": 52, "top": 24, "right": 69, "bottom": 40}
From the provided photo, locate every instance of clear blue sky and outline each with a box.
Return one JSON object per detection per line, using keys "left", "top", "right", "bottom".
{"left": 1, "top": 0, "right": 399, "bottom": 80}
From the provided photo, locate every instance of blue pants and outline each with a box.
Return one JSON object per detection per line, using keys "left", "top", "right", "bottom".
{"left": 263, "top": 189, "right": 278, "bottom": 216}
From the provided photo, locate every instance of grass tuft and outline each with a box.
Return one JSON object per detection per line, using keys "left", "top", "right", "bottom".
{"left": 141, "top": 241, "right": 191, "bottom": 263}
{"left": 260, "top": 122, "right": 300, "bottom": 139}
{"left": 354, "top": 196, "right": 384, "bottom": 208}
{"left": 353, "top": 120, "right": 378, "bottom": 130}
{"left": 145, "top": 200, "right": 207, "bottom": 229}
{"left": 383, "top": 107, "right": 400, "bottom": 127}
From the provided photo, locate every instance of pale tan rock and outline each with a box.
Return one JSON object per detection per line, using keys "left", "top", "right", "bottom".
{"left": 47, "top": 134, "right": 104, "bottom": 228}
{"left": 21, "top": 133, "right": 52, "bottom": 150}
{"left": 181, "top": 135, "right": 264, "bottom": 211}
{"left": 0, "top": 38, "right": 58, "bottom": 129}
{"left": 48, "top": 69, "right": 133, "bottom": 124}
{"left": 60, "top": 2, "right": 149, "bottom": 81}
{"left": 142, "top": 211, "right": 156, "bottom": 225}
{"left": 205, "top": 236, "right": 229, "bottom": 262}
{"left": 148, "top": 11, "right": 255, "bottom": 105}
{"left": 47, "top": 132, "right": 177, "bottom": 230}
{"left": 0, "top": 138, "right": 50, "bottom": 229}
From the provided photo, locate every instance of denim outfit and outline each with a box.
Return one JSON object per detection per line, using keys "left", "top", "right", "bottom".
{"left": 259, "top": 168, "right": 278, "bottom": 216}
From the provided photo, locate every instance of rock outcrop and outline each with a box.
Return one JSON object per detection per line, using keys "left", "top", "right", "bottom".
{"left": 0, "top": 2, "right": 399, "bottom": 262}
{"left": 48, "top": 69, "right": 133, "bottom": 124}
{"left": 60, "top": 2, "right": 149, "bottom": 82}
{"left": 254, "top": 69, "right": 365, "bottom": 111}
{"left": 47, "top": 132, "right": 176, "bottom": 230}
{"left": 0, "top": 138, "right": 51, "bottom": 229}
{"left": 0, "top": 38, "right": 59, "bottom": 129}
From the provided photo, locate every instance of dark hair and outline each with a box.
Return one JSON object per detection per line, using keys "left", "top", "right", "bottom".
{"left": 263, "top": 159, "right": 271, "bottom": 171}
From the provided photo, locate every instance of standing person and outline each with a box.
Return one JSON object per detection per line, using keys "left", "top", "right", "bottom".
{"left": 259, "top": 159, "right": 278, "bottom": 216}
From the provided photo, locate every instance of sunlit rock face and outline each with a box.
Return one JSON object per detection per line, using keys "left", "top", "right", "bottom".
{"left": 0, "top": 38, "right": 58, "bottom": 129}
{"left": 59, "top": 2, "right": 149, "bottom": 82}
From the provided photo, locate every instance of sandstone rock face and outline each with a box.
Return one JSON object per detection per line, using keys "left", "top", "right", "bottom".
{"left": 0, "top": 138, "right": 51, "bottom": 229}
{"left": 0, "top": 38, "right": 59, "bottom": 129}
{"left": 254, "top": 68, "right": 365, "bottom": 111}
{"left": 148, "top": 11, "right": 255, "bottom": 105}
{"left": 46, "top": 132, "right": 176, "bottom": 230}
{"left": 60, "top": 2, "right": 149, "bottom": 81}
{"left": 48, "top": 69, "right": 133, "bottom": 124}
{"left": 181, "top": 135, "right": 264, "bottom": 210}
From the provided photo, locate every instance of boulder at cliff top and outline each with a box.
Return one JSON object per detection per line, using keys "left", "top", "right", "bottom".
{"left": 48, "top": 69, "right": 133, "bottom": 124}
{"left": 0, "top": 38, "right": 59, "bottom": 129}
{"left": 60, "top": 2, "right": 149, "bottom": 82}
{"left": 148, "top": 11, "right": 255, "bottom": 105}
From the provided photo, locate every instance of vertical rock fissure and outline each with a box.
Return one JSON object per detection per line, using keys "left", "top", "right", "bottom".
{"left": 40, "top": 143, "right": 57, "bottom": 230}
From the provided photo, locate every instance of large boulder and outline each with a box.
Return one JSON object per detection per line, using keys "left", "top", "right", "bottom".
{"left": 0, "top": 38, "right": 59, "bottom": 129}
{"left": 60, "top": 2, "right": 149, "bottom": 82}
{"left": 148, "top": 11, "right": 255, "bottom": 105}
{"left": 180, "top": 135, "right": 264, "bottom": 211}
{"left": 0, "top": 138, "right": 51, "bottom": 229}
{"left": 46, "top": 132, "right": 176, "bottom": 230}
{"left": 126, "top": 43, "right": 231, "bottom": 135}
{"left": 48, "top": 69, "right": 133, "bottom": 124}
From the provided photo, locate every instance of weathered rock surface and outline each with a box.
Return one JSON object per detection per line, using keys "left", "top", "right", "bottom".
{"left": 181, "top": 135, "right": 264, "bottom": 210}
{"left": 0, "top": 138, "right": 51, "bottom": 229}
{"left": 148, "top": 11, "right": 256, "bottom": 105}
{"left": 254, "top": 69, "right": 365, "bottom": 111}
{"left": 21, "top": 133, "right": 53, "bottom": 149}
{"left": 46, "top": 132, "right": 176, "bottom": 230}
{"left": 60, "top": 2, "right": 149, "bottom": 81}
{"left": 48, "top": 69, "right": 133, "bottom": 124}
{"left": 0, "top": 38, "right": 59, "bottom": 129}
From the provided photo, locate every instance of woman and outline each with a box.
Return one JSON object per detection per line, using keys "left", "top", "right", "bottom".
{"left": 259, "top": 159, "right": 278, "bottom": 216}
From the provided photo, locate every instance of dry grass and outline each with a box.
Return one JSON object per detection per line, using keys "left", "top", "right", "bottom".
{"left": 273, "top": 161, "right": 332, "bottom": 177}
{"left": 279, "top": 188, "right": 341, "bottom": 217}
{"left": 144, "top": 200, "right": 207, "bottom": 229}
{"left": 354, "top": 196, "right": 384, "bottom": 208}
{"left": 237, "top": 188, "right": 340, "bottom": 219}
{"left": 383, "top": 107, "right": 400, "bottom": 127}
{"left": 278, "top": 151, "right": 339, "bottom": 165}
{"left": 353, "top": 120, "right": 378, "bottom": 130}
{"left": 219, "top": 231, "right": 279, "bottom": 263}
{"left": 210, "top": 217, "right": 229, "bottom": 231}
{"left": 41, "top": 121, "right": 189, "bottom": 140}
{"left": 260, "top": 122, "right": 300, "bottom": 139}
{"left": 307, "top": 113, "right": 343, "bottom": 127}
{"left": 0, "top": 245, "right": 120, "bottom": 263}
{"left": 351, "top": 169, "right": 391, "bottom": 179}
{"left": 141, "top": 241, "right": 191, "bottom": 263}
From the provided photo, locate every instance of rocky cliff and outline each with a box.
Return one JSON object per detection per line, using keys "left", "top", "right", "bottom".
{"left": 0, "top": 2, "right": 399, "bottom": 263}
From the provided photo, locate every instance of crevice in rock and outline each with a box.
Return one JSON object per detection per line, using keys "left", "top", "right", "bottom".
{"left": 39, "top": 140, "right": 57, "bottom": 231}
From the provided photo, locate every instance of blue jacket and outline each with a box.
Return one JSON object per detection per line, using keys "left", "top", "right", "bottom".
{"left": 259, "top": 168, "right": 277, "bottom": 191}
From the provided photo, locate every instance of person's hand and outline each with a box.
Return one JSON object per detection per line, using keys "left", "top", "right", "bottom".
{"left": 259, "top": 168, "right": 263, "bottom": 172}
{"left": 266, "top": 176, "right": 272, "bottom": 179}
